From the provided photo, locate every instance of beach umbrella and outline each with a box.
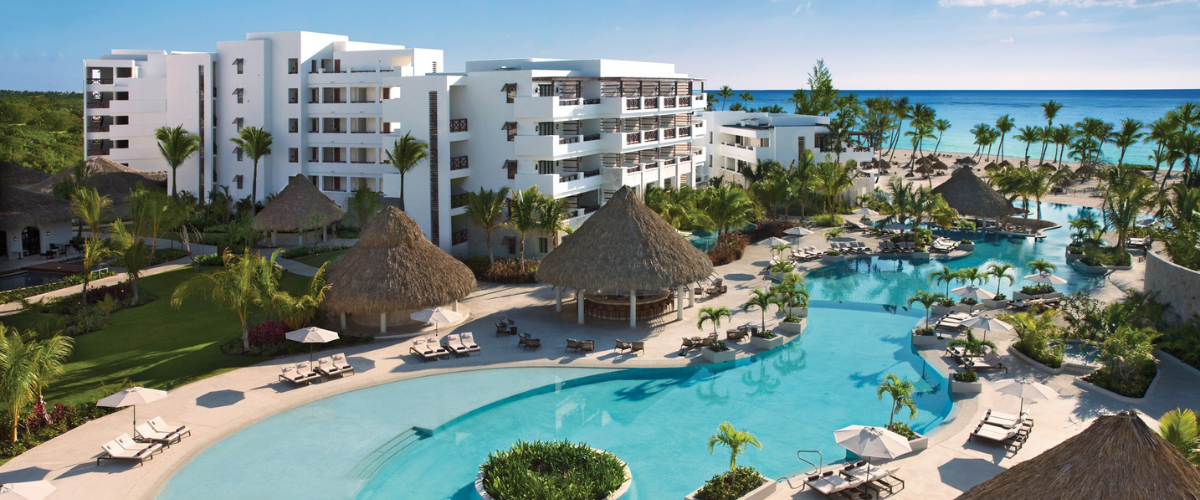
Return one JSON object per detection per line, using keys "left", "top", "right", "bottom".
{"left": 992, "top": 379, "right": 1057, "bottom": 414}
{"left": 784, "top": 227, "right": 813, "bottom": 237}
{"left": 285, "top": 326, "right": 340, "bottom": 363}
{"left": 97, "top": 387, "right": 168, "bottom": 435}
{"left": 852, "top": 206, "right": 878, "bottom": 217}
{"left": 0, "top": 481, "right": 55, "bottom": 500}
{"left": 410, "top": 307, "right": 463, "bottom": 337}
{"left": 834, "top": 425, "right": 912, "bottom": 464}
{"left": 883, "top": 222, "right": 911, "bottom": 232}
{"left": 960, "top": 315, "right": 1013, "bottom": 342}
{"left": 758, "top": 236, "right": 790, "bottom": 247}
{"left": 1024, "top": 272, "right": 1068, "bottom": 285}
{"left": 951, "top": 285, "right": 996, "bottom": 301}
{"left": 1137, "top": 218, "right": 1156, "bottom": 227}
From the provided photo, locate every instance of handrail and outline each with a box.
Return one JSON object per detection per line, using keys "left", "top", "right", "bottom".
{"left": 796, "top": 450, "right": 823, "bottom": 475}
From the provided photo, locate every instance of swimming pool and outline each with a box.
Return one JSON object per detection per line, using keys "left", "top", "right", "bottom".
{"left": 805, "top": 203, "right": 1104, "bottom": 306}
{"left": 0, "top": 271, "right": 69, "bottom": 292}
{"left": 157, "top": 303, "right": 951, "bottom": 500}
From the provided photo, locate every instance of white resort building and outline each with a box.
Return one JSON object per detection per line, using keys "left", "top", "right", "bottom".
{"left": 700, "top": 110, "right": 875, "bottom": 182}
{"left": 83, "top": 32, "right": 708, "bottom": 258}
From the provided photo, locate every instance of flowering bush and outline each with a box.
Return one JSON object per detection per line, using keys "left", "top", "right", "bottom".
{"left": 248, "top": 320, "right": 289, "bottom": 347}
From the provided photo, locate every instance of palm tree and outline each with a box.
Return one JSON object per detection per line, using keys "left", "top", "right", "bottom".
{"left": 718, "top": 86, "right": 734, "bottom": 111}
{"left": 947, "top": 330, "right": 998, "bottom": 357}
{"left": 1101, "top": 165, "right": 1156, "bottom": 249}
{"left": 772, "top": 273, "right": 810, "bottom": 319}
{"left": 986, "top": 263, "right": 1016, "bottom": 297}
{"left": 1039, "top": 100, "right": 1064, "bottom": 165}
{"left": 1014, "top": 125, "right": 1041, "bottom": 166}
{"left": 28, "top": 334, "right": 73, "bottom": 406}
{"left": 907, "top": 290, "right": 947, "bottom": 326}
{"left": 1026, "top": 258, "right": 1057, "bottom": 274}
{"left": 1145, "top": 116, "right": 1178, "bottom": 183}
{"left": 108, "top": 220, "right": 151, "bottom": 305}
{"left": 268, "top": 263, "right": 331, "bottom": 330}
{"left": 1113, "top": 118, "right": 1145, "bottom": 167}
{"left": 228, "top": 126, "right": 272, "bottom": 212}
{"left": 536, "top": 195, "right": 572, "bottom": 249}
{"left": 813, "top": 160, "right": 854, "bottom": 214}
{"left": 0, "top": 325, "right": 37, "bottom": 442}
{"left": 877, "top": 373, "right": 918, "bottom": 427}
{"left": 752, "top": 173, "right": 791, "bottom": 219}
{"left": 742, "top": 289, "right": 778, "bottom": 333}
{"left": 958, "top": 266, "right": 988, "bottom": 287}
{"left": 931, "top": 119, "right": 952, "bottom": 157}
{"left": 172, "top": 249, "right": 275, "bottom": 350}
{"left": 384, "top": 132, "right": 429, "bottom": 210}
{"left": 737, "top": 91, "right": 754, "bottom": 108}
{"left": 506, "top": 186, "right": 542, "bottom": 270}
{"left": 464, "top": 187, "right": 511, "bottom": 266}
{"left": 154, "top": 125, "right": 201, "bottom": 198}
{"left": 697, "top": 306, "right": 733, "bottom": 336}
{"left": 698, "top": 184, "right": 759, "bottom": 236}
{"left": 929, "top": 266, "right": 959, "bottom": 296}
{"left": 1026, "top": 167, "right": 1056, "bottom": 221}
{"left": 707, "top": 421, "right": 762, "bottom": 481}
{"left": 345, "top": 187, "right": 385, "bottom": 229}
{"left": 1159, "top": 408, "right": 1200, "bottom": 467}
{"left": 71, "top": 187, "right": 112, "bottom": 305}
{"left": 995, "top": 114, "right": 1016, "bottom": 160}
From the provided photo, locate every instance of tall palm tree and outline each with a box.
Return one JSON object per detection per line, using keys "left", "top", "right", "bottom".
{"left": 958, "top": 266, "right": 988, "bottom": 287}
{"left": 907, "top": 290, "right": 947, "bottom": 326}
{"left": 267, "top": 263, "right": 331, "bottom": 330}
{"left": 154, "top": 125, "right": 201, "bottom": 198}
{"left": 813, "top": 160, "right": 854, "bottom": 214}
{"left": 0, "top": 325, "right": 38, "bottom": 442}
{"left": 995, "top": 114, "right": 1016, "bottom": 160}
{"left": 28, "top": 334, "right": 73, "bottom": 405}
{"left": 506, "top": 186, "right": 542, "bottom": 270}
{"left": 536, "top": 195, "right": 571, "bottom": 249}
{"left": 1039, "top": 100, "right": 1064, "bottom": 165}
{"left": 1026, "top": 258, "right": 1057, "bottom": 274}
{"left": 929, "top": 266, "right": 959, "bottom": 296}
{"left": 789, "top": 151, "right": 818, "bottom": 217}
{"left": 1014, "top": 125, "right": 1041, "bottom": 166}
{"left": 742, "top": 289, "right": 777, "bottom": 333}
{"left": 1101, "top": 165, "right": 1156, "bottom": 248}
{"left": 228, "top": 126, "right": 273, "bottom": 212}
{"left": 697, "top": 306, "right": 733, "bottom": 336}
{"left": 931, "top": 119, "right": 952, "bottom": 157}
{"left": 698, "top": 184, "right": 759, "bottom": 236}
{"left": 172, "top": 249, "right": 275, "bottom": 350}
{"left": 986, "top": 263, "right": 1016, "bottom": 297}
{"left": 71, "top": 187, "right": 112, "bottom": 305}
{"left": 707, "top": 421, "right": 762, "bottom": 481}
{"left": 464, "top": 187, "right": 511, "bottom": 266}
{"left": 384, "top": 132, "right": 429, "bottom": 210}
{"left": 1145, "top": 116, "right": 1178, "bottom": 183}
{"left": 877, "top": 373, "right": 918, "bottom": 426}
{"left": 737, "top": 91, "right": 754, "bottom": 108}
{"left": 718, "top": 86, "right": 734, "bottom": 111}
{"left": 751, "top": 172, "right": 791, "bottom": 219}
{"left": 1112, "top": 118, "right": 1145, "bottom": 167}
{"left": 886, "top": 98, "right": 912, "bottom": 164}
{"left": 108, "top": 220, "right": 151, "bottom": 305}
{"left": 1159, "top": 408, "right": 1200, "bottom": 467}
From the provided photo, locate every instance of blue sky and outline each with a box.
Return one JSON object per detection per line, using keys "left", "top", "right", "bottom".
{"left": 2, "top": 0, "right": 1197, "bottom": 91}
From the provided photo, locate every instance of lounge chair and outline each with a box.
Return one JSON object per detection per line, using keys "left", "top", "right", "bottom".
{"left": 845, "top": 465, "right": 905, "bottom": 495}
{"left": 580, "top": 340, "right": 595, "bottom": 355}
{"left": 279, "top": 364, "right": 319, "bottom": 385}
{"left": 968, "top": 352, "right": 1008, "bottom": 373}
{"left": 317, "top": 356, "right": 344, "bottom": 376}
{"left": 616, "top": 339, "right": 633, "bottom": 352}
{"left": 970, "top": 422, "right": 1029, "bottom": 450}
{"left": 803, "top": 470, "right": 867, "bottom": 498}
{"left": 629, "top": 341, "right": 644, "bottom": 355}
{"left": 442, "top": 334, "right": 471, "bottom": 357}
{"left": 679, "top": 338, "right": 696, "bottom": 352}
{"left": 135, "top": 423, "right": 181, "bottom": 447}
{"left": 409, "top": 339, "right": 441, "bottom": 362}
{"left": 331, "top": 353, "right": 355, "bottom": 374}
{"left": 149, "top": 417, "right": 191, "bottom": 439}
{"left": 98, "top": 440, "right": 157, "bottom": 466}
{"left": 727, "top": 329, "right": 748, "bottom": 342}
{"left": 116, "top": 434, "right": 163, "bottom": 456}
{"left": 983, "top": 409, "right": 1031, "bottom": 429}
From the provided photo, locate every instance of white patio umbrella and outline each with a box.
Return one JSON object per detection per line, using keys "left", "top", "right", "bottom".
{"left": 992, "top": 379, "right": 1057, "bottom": 414}
{"left": 285, "top": 326, "right": 340, "bottom": 363}
{"left": 784, "top": 226, "right": 813, "bottom": 237}
{"left": 1024, "top": 272, "right": 1068, "bottom": 285}
{"left": 410, "top": 307, "right": 464, "bottom": 337}
{"left": 852, "top": 206, "right": 878, "bottom": 217}
{"left": 883, "top": 222, "right": 911, "bottom": 232}
{"left": 1137, "top": 217, "right": 1156, "bottom": 227}
{"left": 833, "top": 425, "right": 912, "bottom": 465}
{"left": 950, "top": 285, "right": 996, "bottom": 301}
{"left": 960, "top": 315, "right": 1013, "bottom": 342}
{"left": 97, "top": 387, "right": 168, "bottom": 435}
{"left": 0, "top": 481, "right": 55, "bottom": 500}
{"left": 758, "top": 236, "right": 791, "bottom": 247}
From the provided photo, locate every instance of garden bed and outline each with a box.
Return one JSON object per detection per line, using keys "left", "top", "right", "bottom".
{"left": 476, "top": 441, "right": 630, "bottom": 500}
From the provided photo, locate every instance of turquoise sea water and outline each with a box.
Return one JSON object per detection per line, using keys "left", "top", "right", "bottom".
{"left": 158, "top": 304, "right": 949, "bottom": 500}
{"left": 725, "top": 89, "right": 1200, "bottom": 167}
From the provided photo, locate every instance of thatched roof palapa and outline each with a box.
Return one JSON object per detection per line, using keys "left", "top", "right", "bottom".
{"left": 0, "top": 186, "right": 71, "bottom": 229}
{"left": 537, "top": 186, "right": 714, "bottom": 291}
{"left": 29, "top": 157, "right": 166, "bottom": 208}
{"left": 0, "top": 161, "right": 50, "bottom": 187}
{"left": 253, "top": 175, "right": 345, "bottom": 232}
{"left": 957, "top": 411, "right": 1200, "bottom": 500}
{"left": 321, "top": 206, "right": 475, "bottom": 315}
{"left": 931, "top": 167, "right": 1014, "bottom": 218}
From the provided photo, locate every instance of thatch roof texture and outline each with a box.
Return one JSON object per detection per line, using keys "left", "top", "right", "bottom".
{"left": 932, "top": 167, "right": 1014, "bottom": 218}
{"left": 253, "top": 175, "right": 344, "bottom": 232}
{"left": 322, "top": 206, "right": 475, "bottom": 315}
{"left": 28, "top": 157, "right": 166, "bottom": 209}
{"left": 957, "top": 411, "right": 1200, "bottom": 500}
{"left": 537, "top": 186, "right": 714, "bottom": 291}
{"left": 0, "top": 161, "right": 50, "bottom": 187}
{"left": 0, "top": 186, "right": 71, "bottom": 228}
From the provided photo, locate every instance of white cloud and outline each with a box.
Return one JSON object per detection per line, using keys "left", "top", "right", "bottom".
{"left": 1027, "top": 9, "right": 1046, "bottom": 15}
{"left": 793, "top": 1, "right": 813, "bottom": 14}
{"left": 940, "top": 0, "right": 1195, "bottom": 7}
{"left": 1058, "top": 9, "right": 1071, "bottom": 14}
{"left": 988, "top": 8, "right": 1012, "bottom": 17}
{"left": 1000, "top": 36, "right": 1016, "bottom": 42}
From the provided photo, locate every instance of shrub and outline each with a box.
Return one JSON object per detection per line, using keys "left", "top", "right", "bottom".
{"left": 0, "top": 401, "right": 118, "bottom": 460}
{"left": 961, "top": 239, "right": 973, "bottom": 245}
{"left": 480, "top": 440, "right": 626, "bottom": 500}
{"left": 0, "top": 270, "right": 114, "bottom": 304}
{"left": 810, "top": 214, "right": 844, "bottom": 227}
{"left": 885, "top": 421, "right": 920, "bottom": 440}
{"left": 937, "top": 298, "right": 955, "bottom": 307}
{"left": 954, "top": 370, "right": 978, "bottom": 382}
{"left": 191, "top": 253, "right": 225, "bottom": 267}
{"left": 83, "top": 282, "right": 134, "bottom": 305}
{"left": 149, "top": 248, "right": 191, "bottom": 265}
{"left": 1080, "top": 246, "right": 1130, "bottom": 267}
{"left": 1020, "top": 284, "right": 1055, "bottom": 296}
{"left": 753, "top": 330, "right": 775, "bottom": 339}
{"left": 221, "top": 325, "right": 374, "bottom": 358}
{"left": 1084, "top": 364, "right": 1156, "bottom": 398}
{"left": 248, "top": 320, "right": 289, "bottom": 347}
{"left": 694, "top": 466, "right": 766, "bottom": 500}
{"left": 994, "top": 293, "right": 1007, "bottom": 300}
{"left": 708, "top": 233, "right": 749, "bottom": 266}
{"left": 335, "top": 227, "right": 360, "bottom": 239}
{"left": 709, "top": 340, "right": 730, "bottom": 352}
{"left": 459, "top": 257, "right": 539, "bottom": 284}
{"left": 280, "top": 245, "right": 350, "bottom": 260}
{"left": 826, "top": 250, "right": 841, "bottom": 257}
{"left": 960, "top": 298, "right": 978, "bottom": 306}
{"left": 913, "top": 327, "right": 935, "bottom": 336}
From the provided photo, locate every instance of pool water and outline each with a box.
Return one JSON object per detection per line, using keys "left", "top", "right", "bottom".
{"left": 0, "top": 271, "right": 68, "bottom": 292}
{"left": 158, "top": 303, "right": 951, "bottom": 500}
{"left": 805, "top": 203, "right": 1104, "bottom": 306}
{"left": 1058, "top": 341, "right": 1101, "bottom": 365}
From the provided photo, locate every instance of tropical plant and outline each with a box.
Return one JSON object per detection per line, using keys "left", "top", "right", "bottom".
{"left": 536, "top": 195, "right": 572, "bottom": 249}
{"left": 771, "top": 273, "right": 810, "bottom": 321}
{"left": 986, "top": 263, "right": 1015, "bottom": 297}
{"left": 1095, "top": 324, "right": 1159, "bottom": 390}
{"left": 877, "top": 373, "right": 918, "bottom": 426}
{"left": 737, "top": 91, "right": 754, "bottom": 108}
{"left": 464, "top": 187, "right": 511, "bottom": 266}
{"left": 994, "top": 114, "right": 1016, "bottom": 160}
{"left": 812, "top": 159, "right": 855, "bottom": 214}
{"left": 717, "top": 86, "right": 734, "bottom": 111}
{"left": 479, "top": 440, "right": 627, "bottom": 500}
{"left": 1039, "top": 100, "right": 1064, "bottom": 165}
{"left": 71, "top": 187, "right": 112, "bottom": 305}
{"left": 707, "top": 421, "right": 762, "bottom": 477}
{"left": 384, "top": 131, "right": 429, "bottom": 210}
{"left": 171, "top": 249, "right": 277, "bottom": 350}
{"left": 1159, "top": 408, "right": 1200, "bottom": 467}
{"left": 1101, "top": 165, "right": 1156, "bottom": 251}
{"left": 929, "top": 266, "right": 960, "bottom": 296}
{"left": 1111, "top": 118, "right": 1145, "bottom": 167}
{"left": 1014, "top": 125, "right": 1041, "bottom": 165}
{"left": 107, "top": 220, "right": 150, "bottom": 305}
{"left": 0, "top": 325, "right": 36, "bottom": 443}
{"left": 267, "top": 263, "right": 330, "bottom": 330}
{"left": 948, "top": 330, "right": 998, "bottom": 357}
{"left": 697, "top": 184, "right": 759, "bottom": 236}
{"left": 154, "top": 124, "right": 201, "bottom": 198}
{"left": 345, "top": 187, "right": 385, "bottom": 229}
{"left": 907, "top": 290, "right": 947, "bottom": 326}
{"left": 1002, "top": 310, "right": 1063, "bottom": 368}
{"left": 741, "top": 289, "right": 777, "bottom": 334}
{"left": 1026, "top": 259, "right": 1056, "bottom": 274}
{"left": 506, "top": 186, "right": 542, "bottom": 270}
{"left": 228, "top": 126, "right": 273, "bottom": 211}
{"left": 697, "top": 306, "right": 733, "bottom": 336}
{"left": 931, "top": 119, "right": 952, "bottom": 157}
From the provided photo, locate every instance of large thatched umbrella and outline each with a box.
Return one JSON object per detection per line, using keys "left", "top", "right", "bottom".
{"left": 957, "top": 411, "right": 1200, "bottom": 500}
{"left": 0, "top": 161, "right": 50, "bottom": 188}
{"left": 29, "top": 157, "right": 166, "bottom": 217}
{"left": 537, "top": 186, "right": 713, "bottom": 327}
{"left": 932, "top": 168, "right": 1013, "bottom": 231}
{"left": 321, "top": 206, "right": 475, "bottom": 333}
{"left": 252, "top": 175, "right": 345, "bottom": 246}
{"left": 0, "top": 186, "right": 72, "bottom": 257}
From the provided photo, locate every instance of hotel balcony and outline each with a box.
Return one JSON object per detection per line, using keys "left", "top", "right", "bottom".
{"left": 449, "top": 155, "right": 470, "bottom": 178}
{"left": 717, "top": 142, "right": 758, "bottom": 163}
{"left": 600, "top": 153, "right": 699, "bottom": 190}
{"left": 513, "top": 170, "right": 602, "bottom": 199}
{"left": 447, "top": 118, "right": 469, "bottom": 141}
{"left": 514, "top": 133, "right": 611, "bottom": 158}
{"left": 514, "top": 94, "right": 707, "bottom": 120}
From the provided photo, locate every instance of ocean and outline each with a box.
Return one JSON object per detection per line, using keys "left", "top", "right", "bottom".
{"left": 721, "top": 89, "right": 1200, "bottom": 166}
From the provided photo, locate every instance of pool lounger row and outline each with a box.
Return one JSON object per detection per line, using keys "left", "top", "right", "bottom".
{"left": 98, "top": 417, "right": 192, "bottom": 466}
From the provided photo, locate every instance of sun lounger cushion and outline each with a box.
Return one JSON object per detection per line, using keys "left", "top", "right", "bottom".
{"left": 149, "top": 417, "right": 191, "bottom": 438}
{"left": 332, "top": 353, "right": 354, "bottom": 373}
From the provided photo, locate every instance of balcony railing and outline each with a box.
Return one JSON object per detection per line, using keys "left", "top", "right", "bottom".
{"left": 626, "top": 132, "right": 641, "bottom": 145}
{"left": 450, "top": 156, "right": 469, "bottom": 170}
{"left": 582, "top": 205, "right": 600, "bottom": 214}
{"left": 452, "top": 229, "right": 468, "bottom": 245}
{"left": 87, "top": 148, "right": 110, "bottom": 156}
{"left": 558, "top": 135, "right": 580, "bottom": 145}
{"left": 663, "top": 97, "right": 677, "bottom": 108}
{"left": 559, "top": 98, "right": 580, "bottom": 106}
{"left": 583, "top": 169, "right": 601, "bottom": 178}
{"left": 87, "top": 124, "right": 110, "bottom": 132}
{"left": 680, "top": 96, "right": 692, "bottom": 106}
{"left": 450, "top": 192, "right": 469, "bottom": 209}
{"left": 583, "top": 98, "right": 601, "bottom": 105}
{"left": 644, "top": 130, "right": 659, "bottom": 142}
{"left": 644, "top": 98, "right": 658, "bottom": 109}
{"left": 449, "top": 118, "right": 468, "bottom": 132}
{"left": 626, "top": 98, "right": 641, "bottom": 111}
{"left": 86, "top": 100, "right": 109, "bottom": 109}
{"left": 86, "top": 78, "right": 113, "bottom": 85}
{"left": 663, "top": 128, "right": 676, "bottom": 140}
{"left": 324, "top": 130, "right": 346, "bottom": 134}
{"left": 350, "top": 130, "right": 376, "bottom": 134}
{"left": 679, "top": 126, "right": 692, "bottom": 136}
{"left": 350, "top": 160, "right": 375, "bottom": 164}
{"left": 583, "top": 134, "right": 601, "bottom": 142}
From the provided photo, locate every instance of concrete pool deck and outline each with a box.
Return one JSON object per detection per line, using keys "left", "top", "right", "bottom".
{"left": 0, "top": 228, "right": 1183, "bottom": 500}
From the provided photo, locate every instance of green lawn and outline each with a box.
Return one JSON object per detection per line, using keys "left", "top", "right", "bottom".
{"left": 291, "top": 249, "right": 346, "bottom": 268}
{"left": 0, "top": 268, "right": 312, "bottom": 405}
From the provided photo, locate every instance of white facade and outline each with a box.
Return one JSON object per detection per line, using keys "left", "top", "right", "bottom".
{"left": 700, "top": 111, "right": 874, "bottom": 183}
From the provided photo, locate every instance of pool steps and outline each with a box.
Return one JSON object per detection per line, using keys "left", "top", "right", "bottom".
{"left": 347, "top": 426, "right": 433, "bottom": 480}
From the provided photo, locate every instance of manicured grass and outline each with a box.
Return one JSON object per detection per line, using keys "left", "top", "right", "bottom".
{"left": 291, "top": 249, "right": 346, "bottom": 268}
{"left": 0, "top": 268, "right": 312, "bottom": 406}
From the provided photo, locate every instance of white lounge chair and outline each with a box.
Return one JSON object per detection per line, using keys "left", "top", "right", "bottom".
{"left": 135, "top": 423, "right": 180, "bottom": 447}
{"left": 409, "top": 339, "right": 440, "bottom": 362}
{"left": 316, "top": 356, "right": 343, "bottom": 377}
{"left": 98, "top": 440, "right": 157, "bottom": 466}
{"left": 460, "top": 333, "right": 481, "bottom": 355}
{"left": 443, "top": 334, "right": 471, "bottom": 357}
{"left": 149, "top": 417, "right": 191, "bottom": 439}
{"left": 115, "top": 434, "right": 163, "bottom": 455}
{"left": 331, "top": 353, "right": 355, "bottom": 375}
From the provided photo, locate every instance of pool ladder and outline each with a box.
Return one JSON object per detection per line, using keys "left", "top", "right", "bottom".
{"left": 796, "top": 450, "right": 824, "bottom": 475}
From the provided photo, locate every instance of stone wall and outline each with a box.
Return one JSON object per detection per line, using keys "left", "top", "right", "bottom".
{"left": 1145, "top": 248, "right": 1200, "bottom": 324}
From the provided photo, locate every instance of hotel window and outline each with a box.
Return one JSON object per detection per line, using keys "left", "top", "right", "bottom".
{"left": 502, "top": 83, "right": 516, "bottom": 103}
{"left": 115, "top": 116, "right": 128, "bottom": 125}
{"left": 287, "top": 58, "right": 298, "bottom": 74}
{"left": 382, "top": 88, "right": 391, "bottom": 100}
{"left": 322, "top": 176, "right": 344, "bottom": 192}
{"left": 537, "top": 83, "right": 552, "bottom": 97}
{"left": 288, "top": 88, "right": 298, "bottom": 104}
{"left": 536, "top": 122, "right": 554, "bottom": 136}
{"left": 310, "top": 88, "right": 319, "bottom": 104}
{"left": 288, "top": 148, "right": 298, "bottom": 163}
{"left": 234, "top": 175, "right": 244, "bottom": 190}
{"left": 538, "top": 238, "right": 549, "bottom": 254}
{"left": 233, "top": 117, "right": 243, "bottom": 131}
{"left": 760, "top": 138, "right": 769, "bottom": 148}
{"left": 431, "top": 61, "right": 437, "bottom": 73}
{"left": 233, "top": 88, "right": 243, "bottom": 104}
{"left": 309, "top": 148, "right": 319, "bottom": 161}
{"left": 115, "top": 92, "right": 129, "bottom": 101}
{"left": 234, "top": 58, "right": 243, "bottom": 75}
{"left": 288, "top": 118, "right": 298, "bottom": 133}
{"left": 311, "top": 60, "right": 318, "bottom": 74}
{"left": 536, "top": 160, "right": 554, "bottom": 175}
{"left": 235, "top": 147, "right": 243, "bottom": 162}
{"left": 309, "top": 118, "right": 319, "bottom": 133}
{"left": 382, "top": 122, "right": 392, "bottom": 133}
{"left": 116, "top": 67, "right": 132, "bottom": 78}
{"left": 114, "top": 140, "right": 128, "bottom": 149}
